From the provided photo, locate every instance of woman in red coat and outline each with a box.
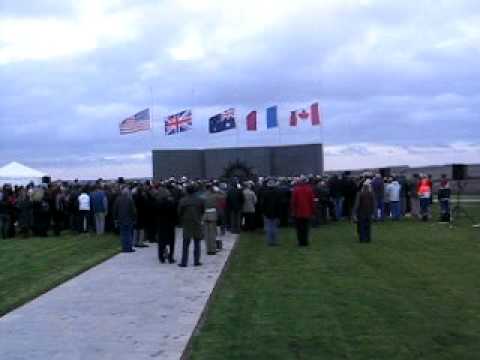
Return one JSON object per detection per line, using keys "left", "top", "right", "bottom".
{"left": 290, "top": 176, "right": 315, "bottom": 246}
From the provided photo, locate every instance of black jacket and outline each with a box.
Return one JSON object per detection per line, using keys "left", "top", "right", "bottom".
{"left": 113, "top": 194, "right": 136, "bottom": 226}
{"left": 226, "top": 188, "right": 244, "bottom": 212}
{"left": 260, "top": 187, "right": 281, "bottom": 220}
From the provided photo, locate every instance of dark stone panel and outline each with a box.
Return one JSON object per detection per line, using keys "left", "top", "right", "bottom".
{"left": 152, "top": 143, "right": 323, "bottom": 179}
{"left": 152, "top": 150, "right": 204, "bottom": 179}
{"left": 271, "top": 144, "right": 323, "bottom": 176}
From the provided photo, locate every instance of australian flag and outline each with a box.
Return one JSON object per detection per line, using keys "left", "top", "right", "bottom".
{"left": 209, "top": 108, "right": 236, "bottom": 133}
{"left": 165, "top": 109, "right": 192, "bottom": 135}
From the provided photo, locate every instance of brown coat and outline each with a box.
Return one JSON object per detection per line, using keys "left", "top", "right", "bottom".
{"left": 353, "top": 190, "right": 376, "bottom": 220}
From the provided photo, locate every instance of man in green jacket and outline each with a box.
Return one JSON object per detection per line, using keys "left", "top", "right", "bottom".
{"left": 178, "top": 185, "right": 205, "bottom": 267}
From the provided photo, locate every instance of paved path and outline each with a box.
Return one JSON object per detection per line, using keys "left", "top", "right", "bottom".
{"left": 0, "top": 230, "right": 237, "bottom": 360}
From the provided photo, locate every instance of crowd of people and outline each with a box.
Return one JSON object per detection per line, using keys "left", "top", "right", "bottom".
{"left": 0, "top": 171, "right": 451, "bottom": 264}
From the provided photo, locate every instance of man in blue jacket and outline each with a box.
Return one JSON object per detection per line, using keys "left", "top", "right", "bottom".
{"left": 90, "top": 184, "right": 108, "bottom": 235}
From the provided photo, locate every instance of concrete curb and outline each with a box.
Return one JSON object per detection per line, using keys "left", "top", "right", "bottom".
{"left": 180, "top": 234, "right": 240, "bottom": 360}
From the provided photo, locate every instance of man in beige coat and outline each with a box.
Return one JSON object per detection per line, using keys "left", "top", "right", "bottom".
{"left": 203, "top": 184, "right": 219, "bottom": 255}
{"left": 242, "top": 183, "right": 257, "bottom": 231}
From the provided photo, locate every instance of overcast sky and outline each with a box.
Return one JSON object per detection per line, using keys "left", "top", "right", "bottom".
{"left": 1, "top": 0, "right": 479, "bottom": 179}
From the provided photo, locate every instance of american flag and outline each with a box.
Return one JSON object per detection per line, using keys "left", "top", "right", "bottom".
{"left": 164, "top": 109, "right": 192, "bottom": 135}
{"left": 119, "top": 108, "right": 151, "bottom": 135}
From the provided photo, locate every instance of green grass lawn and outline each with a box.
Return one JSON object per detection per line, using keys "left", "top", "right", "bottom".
{"left": 0, "top": 232, "right": 120, "bottom": 317}
{"left": 190, "top": 207, "right": 480, "bottom": 360}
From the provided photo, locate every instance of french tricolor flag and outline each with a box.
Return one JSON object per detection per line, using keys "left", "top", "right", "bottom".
{"left": 246, "top": 106, "right": 278, "bottom": 130}
{"left": 246, "top": 110, "right": 257, "bottom": 131}
{"left": 289, "top": 102, "right": 321, "bottom": 127}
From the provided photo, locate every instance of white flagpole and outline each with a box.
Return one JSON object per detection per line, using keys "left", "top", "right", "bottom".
{"left": 279, "top": 105, "right": 287, "bottom": 146}
{"left": 320, "top": 103, "right": 324, "bottom": 145}
{"left": 191, "top": 88, "right": 195, "bottom": 150}
{"left": 235, "top": 108, "right": 240, "bottom": 147}
{"left": 277, "top": 106, "right": 282, "bottom": 146}
{"left": 149, "top": 86, "right": 155, "bottom": 136}
{"left": 148, "top": 86, "right": 155, "bottom": 179}
{"left": 320, "top": 104, "right": 325, "bottom": 175}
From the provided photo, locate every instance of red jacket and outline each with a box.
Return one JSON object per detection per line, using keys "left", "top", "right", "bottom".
{"left": 290, "top": 183, "right": 315, "bottom": 219}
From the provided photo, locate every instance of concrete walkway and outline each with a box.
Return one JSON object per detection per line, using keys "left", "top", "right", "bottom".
{"left": 0, "top": 230, "right": 237, "bottom": 360}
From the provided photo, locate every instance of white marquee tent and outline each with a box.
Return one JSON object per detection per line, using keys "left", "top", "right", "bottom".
{"left": 0, "top": 162, "right": 46, "bottom": 186}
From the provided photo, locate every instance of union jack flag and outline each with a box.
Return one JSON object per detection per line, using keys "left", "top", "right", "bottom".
{"left": 165, "top": 109, "right": 192, "bottom": 135}
{"left": 119, "top": 108, "right": 151, "bottom": 135}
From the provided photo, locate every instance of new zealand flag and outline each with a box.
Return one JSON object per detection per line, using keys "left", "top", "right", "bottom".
{"left": 209, "top": 108, "right": 236, "bottom": 133}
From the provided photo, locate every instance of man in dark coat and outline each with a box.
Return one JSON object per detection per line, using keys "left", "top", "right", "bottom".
{"left": 178, "top": 185, "right": 205, "bottom": 267}
{"left": 144, "top": 186, "right": 158, "bottom": 243}
{"left": 278, "top": 180, "right": 291, "bottom": 227}
{"left": 328, "top": 175, "right": 342, "bottom": 221}
{"left": 290, "top": 177, "right": 315, "bottom": 246}
{"left": 371, "top": 174, "right": 385, "bottom": 221}
{"left": 16, "top": 188, "right": 33, "bottom": 237}
{"left": 226, "top": 182, "right": 244, "bottom": 234}
{"left": 315, "top": 180, "right": 331, "bottom": 225}
{"left": 132, "top": 186, "right": 149, "bottom": 248}
{"left": 113, "top": 187, "right": 137, "bottom": 253}
{"left": 51, "top": 185, "right": 66, "bottom": 236}
{"left": 155, "top": 185, "right": 178, "bottom": 263}
{"left": 260, "top": 179, "right": 281, "bottom": 246}
{"left": 343, "top": 175, "right": 358, "bottom": 220}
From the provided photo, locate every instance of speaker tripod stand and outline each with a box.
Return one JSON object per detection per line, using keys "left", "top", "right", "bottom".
{"left": 449, "top": 181, "right": 479, "bottom": 228}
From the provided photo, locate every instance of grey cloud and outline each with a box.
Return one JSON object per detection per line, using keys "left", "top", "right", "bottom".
{"left": 1, "top": 0, "right": 480, "bottom": 178}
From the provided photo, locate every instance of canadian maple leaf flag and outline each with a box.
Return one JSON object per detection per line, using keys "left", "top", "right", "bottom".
{"left": 289, "top": 102, "right": 321, "bottom": 126}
